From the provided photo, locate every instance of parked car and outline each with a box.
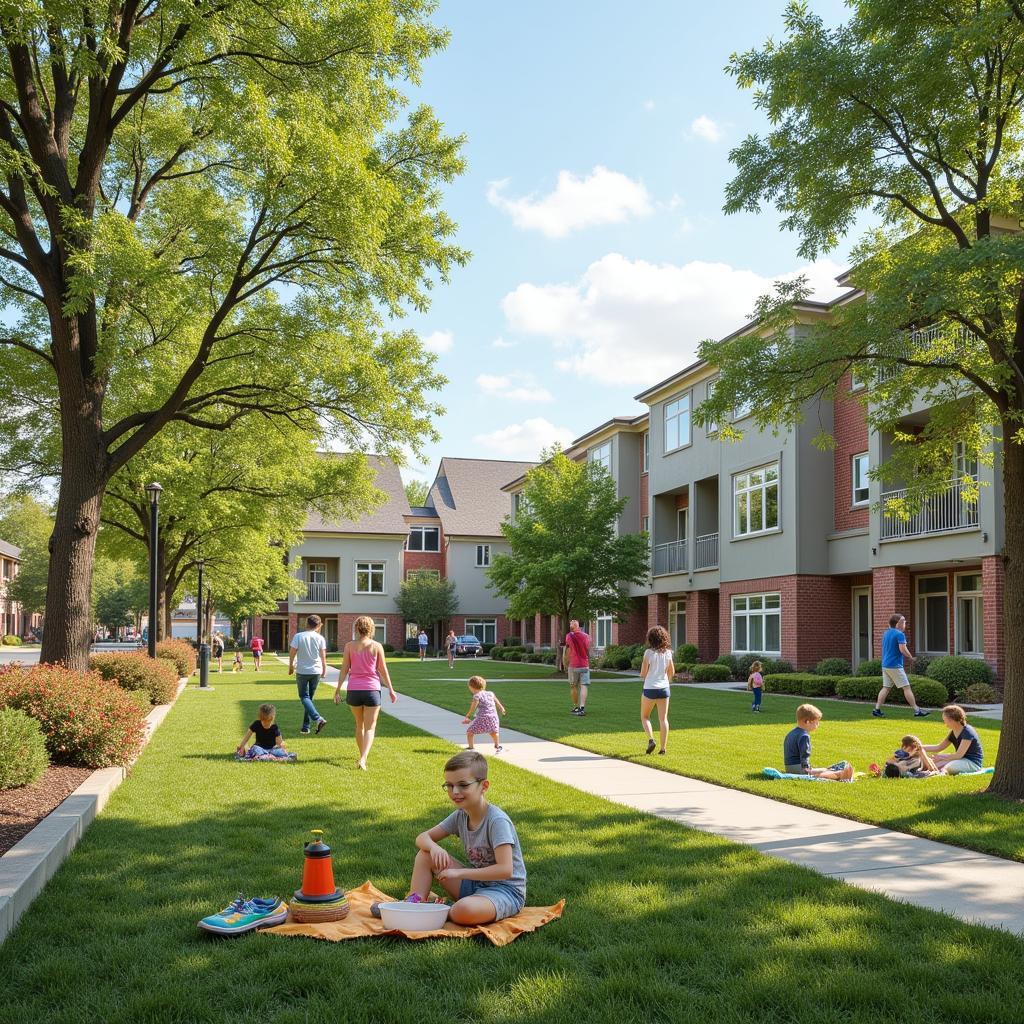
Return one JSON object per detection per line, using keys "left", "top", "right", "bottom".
{"left": 454, "top": 635, "right": 483, "bottom": 657}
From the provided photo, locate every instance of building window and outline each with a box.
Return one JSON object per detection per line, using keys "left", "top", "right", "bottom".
{"left": 475, "top": 544, "right": 491, "bottom": 567}
{"left": 850, "top": 367, "right": 866, "bottom": 391}
{"left": 594, "top": 613, "right": 613, "bottom": 649}
{"left": 465, "top": 618, "right": 496, "bottom": 645}
{"left": 590, "top": 441, "right": 612, "bottom": 474}
{"left": 955, "top": 442, "right": 979, "bottom": 481}
{"left": 307, "top": 562, "right": 327, "bottom": 584}
{"left": 407, "top": 526, "right": 440, "bottom": 552}
{"left": 705, "top": 377, "right": 719, "bottom": 435}
{"left": 852, "top": 453, "right": 869, "bottom": 506}
{"left": 733, "top": 463, "right": 779, "bottom": 537}
{"left": 668, "top": 598, "right": 686, "bottom": 650}
{"left": 734, "top": 396, "right": 753, "bottom": 421}
{"left": 355, "top": 561, "right": 385, "bottom": 594}
{"left": 353, "top": 618, "right": 388, "bottom": 644}
{"left": 732, "top": 593, "right": 781, "bottom": 655}
{"left": 664, "top": 393, "right": 691, "bottom": 452}
{"left": 643, "top": 432, "right": 650, "bottom": 472}
{"left": 917, "top": 575, "right": 949, "bottom": 654}
{"left": 641, "top": 515, "right": 650, "bottom": 533}
{"left": 406, "top": 568, "right": 441, "bottom": 581}
{"left": 955, "top": 573, "right": 983, "bottom": 658}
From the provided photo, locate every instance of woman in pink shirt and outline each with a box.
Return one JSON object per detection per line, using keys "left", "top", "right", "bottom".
{"left": 334, "top": 615, "right": 397, "bottom": 770}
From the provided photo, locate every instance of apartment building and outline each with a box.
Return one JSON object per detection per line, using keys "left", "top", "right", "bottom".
{"left": 0, "top": 539, "right": 40, "bottom": 638}
{"left": 253, "top": 455, "right": 535, "bottom": 650}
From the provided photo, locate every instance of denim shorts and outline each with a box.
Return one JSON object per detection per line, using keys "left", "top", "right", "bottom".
{"left": 568, "top": 667, "right": 590, "bottom": 687}
{"left": 346, "top": 689, "right": 382, "bottom": 707}
{"left": 642, "top": 687, "right": 670, "bottom": 700}
{"left": 458, "top": 878, "right": 525, "bottom": 921}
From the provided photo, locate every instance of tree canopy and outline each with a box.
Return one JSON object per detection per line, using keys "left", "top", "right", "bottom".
{"left": 488, "top": 450, "right": 650, "bottom": 635}
{"left": 0, "top": 494, "right": 52, "bottom": 617}
{"left": 404, "top": 479, "right": 430, "bottom": 507}
{"left": 396, "top": 573, "right": 458, "bottom": 633}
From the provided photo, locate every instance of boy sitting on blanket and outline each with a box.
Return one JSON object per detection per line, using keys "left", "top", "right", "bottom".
{"left": 374, "top": 750, "right": 526, "bottom": 925}
{"left": 782, "top": 704, "right": 854, "bottom": 781}
{"left": 235, "top": 703, "right": 296, "bottom": 761}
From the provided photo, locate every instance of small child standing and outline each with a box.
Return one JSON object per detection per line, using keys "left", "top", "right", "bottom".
{"left": 236, "top": 703, "right": 295, "bottom": 760}
{"left": 462, "top": 676, "right": 506, "bottom": 753}
{"left": 782, "top": 704, "right": 854, "bottom": 780}
{"left": 232, "top": 651, "right": 243, "bottom": 673}
{"left": 747, "top": 660, "right": 764, "bottom": 713}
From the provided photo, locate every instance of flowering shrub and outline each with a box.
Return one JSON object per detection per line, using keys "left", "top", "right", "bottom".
{"left": 3, "top": 634, "right": 21, "bottom": 645}
{"left": 155, "top": 638, "right": 197, "bottom": 678}
{"left": 0, "top": 707, "right": 49, "bottom": 788}
{"left": 89, "top": 653, "right": 180, "bottom": 705}
{"left": 0, "top": 664, "right": 146, "bottom": 767}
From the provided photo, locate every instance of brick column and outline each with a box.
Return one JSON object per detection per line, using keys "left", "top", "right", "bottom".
{"left": 982, "top": 555, "right": 1005, "bottom": 682}
{"left": 288, "top": 613, "right": 298, "bottom": 639}
{"left": 535, "top": 613, "right": 551, "bottom": 646}
{"left": 551, "top": 615, "right": 563, "bottom": 643}
{"left": 253, "top": 615, "right": 263, "bottom": 642}
{"left": 648, "top": 593, "right": 668, "bottom": 630}
{"left": 615, "top": 598, "right": 648, "bottom": 645}
{"left": 687, "top": 591, "right": 719, "bottom": 663}
{"left": 872, "top": 566, "right": 912, "bottom": 663}
{"left": 337, "top": 614, "right": 346, "bottom": 645}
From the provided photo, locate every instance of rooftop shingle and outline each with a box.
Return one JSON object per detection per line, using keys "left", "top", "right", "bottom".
{"left": 302, "top": 456, "right": 410, "bottom": 535}
{"left": 428, "top": 458, "right": 536, "bottom": 537}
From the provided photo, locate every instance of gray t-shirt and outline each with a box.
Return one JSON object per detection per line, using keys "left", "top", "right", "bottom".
{"left": 437, "top": 803, "right": 526, "bottom": 899}
{"left": 290, "top": 629, "right": 327, "bottom": 675}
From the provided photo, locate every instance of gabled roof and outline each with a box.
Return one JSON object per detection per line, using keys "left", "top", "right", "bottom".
{"left": 303, "top": 455, "right": 410, "bottom": 535}
{"left": 428, "top": 457, "right": 537, "bottom": 537}
{"left": 0, "top": 538, "right": 19, "bottom": 559}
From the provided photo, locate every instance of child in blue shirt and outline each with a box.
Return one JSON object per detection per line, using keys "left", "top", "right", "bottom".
{"left": 783, "top": 704, "right": 853, "bottom": 780}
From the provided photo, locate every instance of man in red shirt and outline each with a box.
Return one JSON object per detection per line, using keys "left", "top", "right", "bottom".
{"left": 564, "top": 619, "right": 591, "bottom": 716}
{"left": 250, "top": 633, "right": 265, "bottom": 672}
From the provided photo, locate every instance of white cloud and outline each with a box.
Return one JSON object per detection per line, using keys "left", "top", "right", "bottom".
{"left": 475, "top": 372, "right": 553, "bottom": 403}
{"left": 421, "top": 329, "right": 454, "bottom": 354}
{"left": 643, "top": 99, "right": 656, "bottom": 111}
{"left": 501, "top": 253, "right": 847, "bottom": 386}
{"left": 473, "top": 417, "right": 574, "bottom": 460}
{"left": 492, "top": 337, "right": 516, "bottom": 349}
{"left": 690, "top": 115, "right": 723, "bottom": 143}
{"left": 487, "top": 166, "right": 653, "bottom": 239}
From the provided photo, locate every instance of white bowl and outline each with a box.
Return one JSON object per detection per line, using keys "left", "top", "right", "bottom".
{"left": 378, "top": 901, "right": 451, "bottom": 931}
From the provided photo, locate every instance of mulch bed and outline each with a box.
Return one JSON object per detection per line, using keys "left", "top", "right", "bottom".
{"left": 0, "top": 766, "right": 93, "bottom": 856}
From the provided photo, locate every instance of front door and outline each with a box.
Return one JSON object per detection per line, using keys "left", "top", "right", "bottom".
{"left": 852, "top": 587, "right": 871, "bottom": 669}
{"left": 324, "top": 617, "right": 338, "bottom": 652}
{"left": 266, "top": 619, "right": 285, "bottom": 651}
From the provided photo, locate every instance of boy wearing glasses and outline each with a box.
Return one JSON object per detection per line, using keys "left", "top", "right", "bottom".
{"left": 402, "top": 750, "right": 526, "bottom": 924}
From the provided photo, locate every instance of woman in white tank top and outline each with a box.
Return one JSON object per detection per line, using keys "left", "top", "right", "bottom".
{"left": 639, "top": 626, "right": 675, "bottom": 755}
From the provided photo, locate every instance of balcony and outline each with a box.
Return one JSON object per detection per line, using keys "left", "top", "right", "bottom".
{"left": 694, "top": 532, "right": 719, "bottom": 570}
{"left": 297, "top": 581, "right": 341, "bottom": 603}
{"left": 880, "top": 478, "right": 979, "bottom": 541}
{"left": 878, "top": 324, "right": 977, "bottom": 382}
{"left": 653, "top": 540, "right": 688, "bottom": 576}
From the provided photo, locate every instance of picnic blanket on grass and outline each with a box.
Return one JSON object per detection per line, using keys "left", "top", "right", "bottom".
{"left": 265, "top": 880, "right": 564, "bottom": 947}
{"left": 763, "top": 768, "right": 853, "bottom": 783}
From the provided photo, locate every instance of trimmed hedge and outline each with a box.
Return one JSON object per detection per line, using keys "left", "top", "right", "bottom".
{"left": 691, "top": 663, "right": 731, "bottom": 682}
{"left": 856, "top": 658, "right": 883, "bottom": 677}
{"left": 503, "top": 636, "right": 522, "bottom": 647}
{"left": 963, "top": 682, "right": 1000, "bottom": 704}
{"left": 814, "top": 658, "right": 851, "bottom": 676}
{"left": 2, "top": 635, "right": 21, "bottom": 646}
{"left": 155, "top": 638, "right": 197, "bottom": 678}
{"left": 926, "top": 656, "right": 993, "bottom": 691}
{"left": 0, "top": 707, "right": 49, "bottom": 789}
{"left": 912, "top": 655, "right": 933, "bottom": 677}
{"left": 764, "top": 674, "right": 844, "bottom": 697}
{"left": 89, "top": 652, "right": 180, "bottom": 705}
{"left": 837, "top": 674, "right": 948, "bottom": 707}
{"left": 676, "top": 643, "right": 698, "bottom": 664}
{"left": 0, "top": 664, "right": 146, "bottom": 767}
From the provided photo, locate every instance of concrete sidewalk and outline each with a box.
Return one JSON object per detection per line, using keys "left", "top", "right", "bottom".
{"left": 288, "top": 658, "right": 1023, "bottom": 934}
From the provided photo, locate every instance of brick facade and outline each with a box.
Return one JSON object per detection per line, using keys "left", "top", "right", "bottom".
{"left": 613, "top": 598, "right": 648, "bottom": 645}
{"left": 450, "top": 614, "right": 510, "bottom": 646}
{"left": 833, "top": 371, "right": 870, "bottom": 532}
{"left": 336, "top": 612, "right": 406, "bottom": 649}
{"left": 685, "top": 590, "right": 720, "bottom": 663}
{"left": 871, "top": 566, "right": 912, "bottom": 662}
{"left": 402, "top": 550, "right": 446, "bottom": 578}
{"left": 647, "top": 593, "right": 669, "bottom": 630}
{"left": 982, "top": 555, "right": 1006, "bottom": 681}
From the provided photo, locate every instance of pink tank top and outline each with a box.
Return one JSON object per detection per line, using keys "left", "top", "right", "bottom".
{"left": 347, "top": 644, "right": 381, "bottom": 691}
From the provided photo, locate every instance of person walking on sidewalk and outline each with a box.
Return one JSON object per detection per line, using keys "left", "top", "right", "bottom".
{"left": 289, "top": 614, "right": 328, "bottom": 735}
{"left": 564, "top": 619, "right": 592, "bottom": 716}
{"left": 874, "top": 613, "right": 930, "bottom": 718}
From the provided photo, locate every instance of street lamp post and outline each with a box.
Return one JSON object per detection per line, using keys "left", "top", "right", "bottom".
{"left": 197, "top": 557, "right": 211, "bottom": 689}
{"left": 196, "top": 557, "right": 204, "bottom": 650}
{"left": 145, "top": 483, "right": 162, "bottom": 658}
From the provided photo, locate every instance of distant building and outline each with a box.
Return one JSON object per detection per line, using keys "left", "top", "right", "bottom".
{"left": 0, "top": 539, "right": 42, "bottom": 638}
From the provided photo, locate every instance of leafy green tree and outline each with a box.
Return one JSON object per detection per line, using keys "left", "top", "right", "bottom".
{"left": 404, "top": 479, "right": 430, "bottom": 507}
{"left": 0, "top": 2, "right": 464, "bottom": 668}
{"left": 0, "top": 495, "right": 52, "bottom": 617}
{"left": 700, "top": 1, "right": 1024, "bottom": 797}
{"left": 488, "top": 450, "right": 650, "bottom": 662}
{"left": 396, "top": 574, "right": 458, "bottom": 636}
{"left": 93, "top": 558, "right": 147, "bottom": 636}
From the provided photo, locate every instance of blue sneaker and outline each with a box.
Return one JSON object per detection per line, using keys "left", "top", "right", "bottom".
{"left": 198, "top": 894, "right": 288, "bottom": 935}
{"left": 871, "top": 708, "right": 884, "bottom": 718}
{"left": 913, "top": 709, "right": 931, "bottom": 717}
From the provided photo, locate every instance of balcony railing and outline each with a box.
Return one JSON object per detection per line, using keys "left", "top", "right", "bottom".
{"left": 694, "top": 532, "right": 719, "bottom": 570}
{"left": 653, "top": 540, "right": 688, "bottom": 577}
{"left": 297, "top": 581, "right": 341, "bottom": 603}
{"left": 880, "top": 478, "right": 979, "bottom": 541}
{"left": 878, "top": 324, "right": 977, "bottom": 382}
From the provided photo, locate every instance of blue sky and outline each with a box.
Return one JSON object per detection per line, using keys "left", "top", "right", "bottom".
{"left": 398, "top": 0, "right": 857, "bottom": 487}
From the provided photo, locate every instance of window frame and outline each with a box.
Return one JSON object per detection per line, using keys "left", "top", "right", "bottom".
{"left": 915, "top": 573, "right": 949, "bottom": 655}
{"left": 464, "top": 618, "right": 497, "bottom": 645}
{"left": 307, "top": 561, "right": 327, "bottom": 584}
{"left": 354, "top": 560, "right": 386, "bottom": 595}
{"left": 593, "top": 613, "right": 613, "bottom": 650}
{"left": 852, "top": 453, "right": 870, "bottom": 507}
{"left": 705, "top": 377, "right": 719, "bottom": 436}
{"left": 731, "top": 592, "right": 782, "bottom": 656}
{"left": 475, "top": 544, "right": 491, "bottom": 568}
{"left": 642, "top": 431, "right": 650, "bottom": 472}
{"left": 732, "top": 462, "right": 780, "bottom": 538}
{"left": 407, "top": 525, "right": 440, "bottom": 552}
{"left": 590, "top": 440, "right": 612, "bottom": 474}
{"left": 663, "top": 391, "right": 692, "bottom": 454}
{"left": 668, "top": 598, "right": 686, "bottom": 650}
{"left": 954, "top": 571, "right": 984, "bottom": 659}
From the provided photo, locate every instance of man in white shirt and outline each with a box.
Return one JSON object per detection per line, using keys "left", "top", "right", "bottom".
{"left": 289, "top": 614, "right": 328, "bottom": 734}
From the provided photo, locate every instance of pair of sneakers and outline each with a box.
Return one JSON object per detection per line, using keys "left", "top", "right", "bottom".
{"left": 198, "top": 894, "right": 288, "bottom": 935}
{"left": 300, "top": 718, "right": 328, "bottom": 735}
{"left": 571, "top": 705, "right": 587, "bottom": 716}
{"left": 871, "top": 708, "right": 930, "bottom": 718}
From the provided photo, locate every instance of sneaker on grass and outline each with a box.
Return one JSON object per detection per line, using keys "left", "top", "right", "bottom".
{"left": 197, "top": 895, "right": 288, "bottom": 935}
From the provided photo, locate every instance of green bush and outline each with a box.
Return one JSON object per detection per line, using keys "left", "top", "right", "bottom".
{"left": 89, "top": 653, "right": 180, "bottom": 705}
{"left": 527, "top": 653, "right": 545, "bottom": 663}
{"left": 155, "top": 638, "right": 197, "bottom": 677}
{"left": 691, "top": 663, "right": 731, "bottom": 682}
{"left": 2, "top": 634, "right": 21, "bottom": 646}
{"left": 763, "top": 674, "right": 841, "bottom": 697}
{"left": 761, "top": 658, "right": 794, "bottom": 675}
{"left": 676, "top": 662, "right": 694, "bottom": 675}
{"left": 734, "top": 653, "right": 776, "bottom": 680}
{"left": 714, "top": 653, "right": 739, "bottom": 676}
{"left": 856, "top": 658, "right": 883, "bottom": 677}
{"left": 503, "top": 636, "right": 522, "bottom": 647}
{"left": 630, "top": 653, "right": 644, "bottom": 672}
{"left": 481, "top": 643, "right": 495, "bottom": 655}
{"left": 836, "top": 674, "right": 947, "bottom": 707}
{"left": 912, "top": 654, "right": 932, "bottom": 677}
{"left": 540, "top": 651, "right": 557, "bottom": 665}
{"left": 926, "top": 656, "right": 993, "bottom": 691}
{"left": 676, "top": 643, "right": 699, "bottom": 664}
{"left": 0, "top": 707, "right": 49, "bottom": 789}
{"left": 963, "top": 682, "right": 1000, "bottom": 704}
{"left": 382, "top": 643, "right": 395, "bottom": 653}
{"left": 814, "top": 658, "right": 851, "bottom": 676}
{"left": 599, "top": 644, "right": 634, "bottom": 670}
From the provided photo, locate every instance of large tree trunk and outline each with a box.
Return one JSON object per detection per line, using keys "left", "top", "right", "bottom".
{"left": 990, "top": 433, "right": 1024, "bottom": 799}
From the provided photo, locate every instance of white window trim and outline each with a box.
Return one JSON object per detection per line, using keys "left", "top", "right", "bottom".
{"left": 407, "top": 525, "right": 440, "bottom": 552}
{"left": 307, "top": 561, "right": 327, "bottom": 584}
{"left": 593, "top": 613, "right": 613, "bottom": 650}
{"left": 915, "top": 573, "right": 949, "bottom": 655}
{"left": 590, "top": 440, "right": 612, "bottom": 474}
{"left": 953, "top": 571, "right": 984, "bottom": 659}
{"left": 850, "top": 369, "right": 866, "bottom": 392}
{"left": 705, "top": 377, "right": 719, "bottom": 436}
{"left": 475, "top": 544, "right": 491, "bottom": 568}
{"left": 663, "top": 390, "right": 692, "bottom": 455}
{"left": 732, "top": 462, "right": 780, "bottom": 539}
{"left": 852, "top": 452, "right": 870, "bottom": 507}
{"left": 642, "top": 432, "right": 650, "bottom": 472}
{"left": 465, "top": 618, "right": 497, "bottom": 645}
{"left": 354, "top": 560, "right": 387, "bottom": 595}
{"left": 731, "top": 592, "right": 782, "bottom": 656}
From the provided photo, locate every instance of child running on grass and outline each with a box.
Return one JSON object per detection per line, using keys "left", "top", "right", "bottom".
{"left": 748, "top": 660, "right": 764, "bottom": 713}
{"left": 462, "top": 676, "right": 506, "bottom": 753}
{"left": 870, "top": 735, "right": 939, "bottom": 778}
{"left": 782, "top": 704, "right": 854, "bottom": 780}
{"left": 235, "top": 703, "right": 295, "bottom": 760}
{"left": 373, "top": 750, "right": 526, "bottom": 925}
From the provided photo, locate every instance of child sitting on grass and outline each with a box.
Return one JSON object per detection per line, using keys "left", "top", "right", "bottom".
{"left": 782, "top": 704, "right": 854, "bottom": 780}
{"left": 235, "top": 703, "right": 295, "bottom": 761}
{"left": 374, "top": 750, "right": 526, "bottom": 925}
{"left": 462, "top": 675, "right": 506, "bottom": 753}
{"left": 870, "top": 735, "right": 939, "bottom": 778}
{"left": 232, "top": 650, "right": 243, "bottom": 672}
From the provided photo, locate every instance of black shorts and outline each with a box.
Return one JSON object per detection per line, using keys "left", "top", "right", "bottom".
{"left": 346, "top": 689, "right": 382, "bottom": 707}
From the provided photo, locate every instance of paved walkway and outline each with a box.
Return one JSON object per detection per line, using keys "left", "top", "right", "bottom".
{"left": 287, "top": 658, "right": 1024, "bottom": 934}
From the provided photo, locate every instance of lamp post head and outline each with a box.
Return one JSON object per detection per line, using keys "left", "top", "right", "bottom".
{"left": 197, "top": 558, "right": 205, "bottom": 571}
{"left": 145, "top": 482, "right": 163, "bottom": 505}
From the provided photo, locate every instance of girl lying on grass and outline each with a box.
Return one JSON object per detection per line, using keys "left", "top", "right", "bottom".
{"left": 869, "top": 735, "right": 939, "bottom": 778}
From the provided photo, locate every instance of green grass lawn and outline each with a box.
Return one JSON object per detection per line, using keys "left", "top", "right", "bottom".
{"left": 3, "top": 662, "right": 1024, "bottom": 1024}
{"left": 390, "top": 662, "right": 1023, "bottom": 863}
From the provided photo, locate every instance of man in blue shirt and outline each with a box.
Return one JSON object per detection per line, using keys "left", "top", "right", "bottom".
{"left": 874, "top": 613, "right": 930, "bottom": 718}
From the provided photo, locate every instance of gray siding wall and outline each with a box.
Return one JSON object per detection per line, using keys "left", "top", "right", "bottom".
{"left": 288, "top": 536, "right": 404, "bottom": 614}
{"left": 447, "top": 539, "right": 511, "bottom": 613}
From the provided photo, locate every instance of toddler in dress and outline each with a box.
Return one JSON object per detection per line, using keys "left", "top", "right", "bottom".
{"left": 462, "top": 675, "right": 506, "bottom": 753}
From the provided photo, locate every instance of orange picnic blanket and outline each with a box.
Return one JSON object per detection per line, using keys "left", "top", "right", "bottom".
{"left": 265, "top": 880, "right": 564, "bottom": 947}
